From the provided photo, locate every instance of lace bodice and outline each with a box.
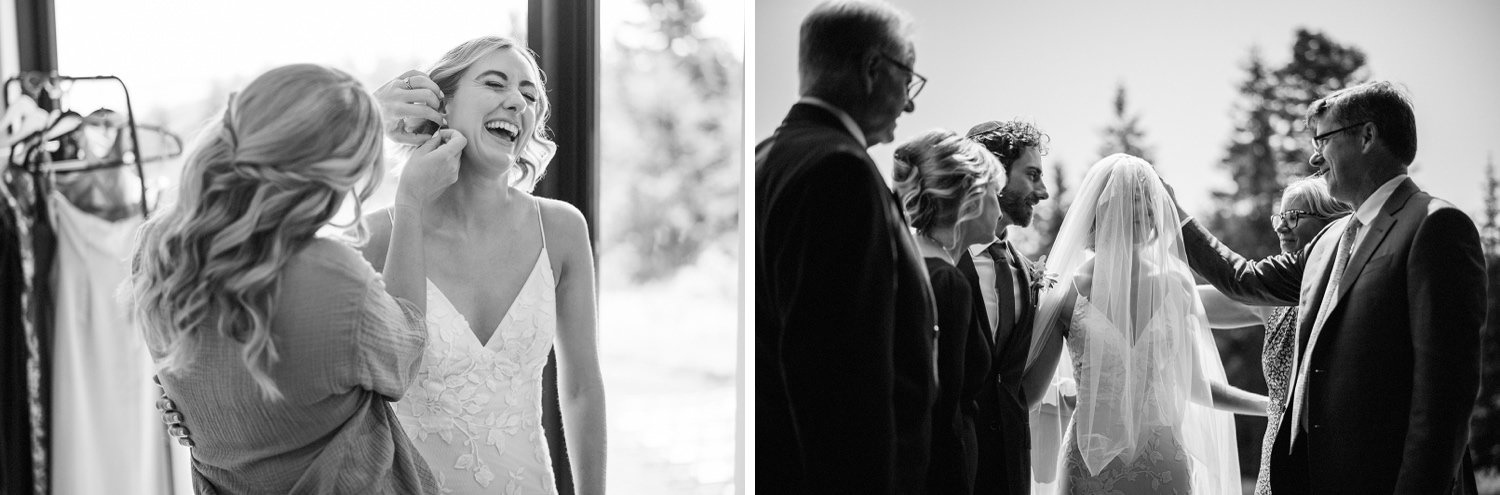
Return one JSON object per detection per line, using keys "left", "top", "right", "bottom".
{"left": 1068, "top": 297, "right": 1182, "bottom": 419}
{"left": 394, "top": 207, "right": 559, "bottom": 495}
{"left": 1066, "top": 295, "right": 1190, "bottom": 467}
{"left": 1062, "top": 296, "right": 1194, "bottom": 493}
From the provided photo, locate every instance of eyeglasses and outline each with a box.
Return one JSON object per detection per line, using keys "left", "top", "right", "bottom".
{"left": 879, "top": 53, "right": 927, "bottom": 103}
{"left": 1269, "top": 209, "right": 1331, "bottom": 229}
{"left": 1310, "top": 121, "right": 1371, "bottom": 153}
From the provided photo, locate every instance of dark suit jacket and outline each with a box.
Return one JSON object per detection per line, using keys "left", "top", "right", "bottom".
{"left": 957, "top": 244, "right": 1036, "bottom": 495}
{"left": 756, "top": 103, "right": 939, "bottom": 495}
{"left": 1181, "top": 178, "right": 1484, "bottom": 494}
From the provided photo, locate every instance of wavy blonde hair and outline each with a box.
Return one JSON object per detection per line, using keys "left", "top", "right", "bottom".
{"left": 893, "top": 128, "right": 1004, "bottom": 248}
{"left": 129, "top": 64, "right": 385, "bottom": 401}
{"left": 420, "top": 35, "right": 556, "bottom": 192}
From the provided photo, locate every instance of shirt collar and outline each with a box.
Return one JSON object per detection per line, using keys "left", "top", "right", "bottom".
{"left": 967, "top": 236, "right": 1004, "bottom": 258}
{"left": 1352, "top": 174, "right": 1408, "bottom": 227}
{"left": 797, "top": 96, "right": 867, "bottom": 148}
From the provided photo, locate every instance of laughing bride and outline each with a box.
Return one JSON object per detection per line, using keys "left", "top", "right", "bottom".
{"left": 361, "top": 36, "right": 607, "bottom": 495}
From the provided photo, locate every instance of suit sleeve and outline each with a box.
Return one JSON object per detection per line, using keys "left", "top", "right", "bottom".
{"left": 1397, "top": 207, "right": 1485, "bottom": 491}
{"left": 770, "top": 153, "right": 903, "bottom": 493}
{"left": 1180, "top": 218, "right": 1306, "bottom": 306}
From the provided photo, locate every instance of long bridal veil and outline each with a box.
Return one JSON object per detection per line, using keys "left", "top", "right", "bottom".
{"left": 1025, "top": 154, "right": 1239, "bottom": 494}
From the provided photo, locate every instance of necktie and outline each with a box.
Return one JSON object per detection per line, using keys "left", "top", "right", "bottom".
{"left": 989, "top": 242, "right": 1016, "bottom": 343}
{"left": 1311, "top": 218, "right": 1361, "bottom": 336}
{"left": 1292, "top": 217, "right": 1361, "bottom": 440}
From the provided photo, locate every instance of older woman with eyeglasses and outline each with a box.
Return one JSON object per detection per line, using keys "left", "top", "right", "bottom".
{"left": 1197, "top": 175, "right": 1352, "bottom": 495}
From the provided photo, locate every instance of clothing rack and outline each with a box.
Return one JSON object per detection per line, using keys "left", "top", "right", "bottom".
{"left": 3, "top": 73, "right": 152, "bottom": 218}
{"left": 39, "top": 124, "right": 183, "bottom": 174}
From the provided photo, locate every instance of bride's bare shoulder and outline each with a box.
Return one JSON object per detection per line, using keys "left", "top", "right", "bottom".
{"left": 1072, "top": 257, "right": 1096, "bottom": 297}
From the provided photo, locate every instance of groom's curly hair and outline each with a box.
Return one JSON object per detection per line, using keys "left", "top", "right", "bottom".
{"left": 966, "top": 120, "right": 1050, "bottom": 172}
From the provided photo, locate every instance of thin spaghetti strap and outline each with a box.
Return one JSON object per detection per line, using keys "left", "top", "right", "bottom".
{"left": 534, "top": 199, "right": 547, "bottom": 250}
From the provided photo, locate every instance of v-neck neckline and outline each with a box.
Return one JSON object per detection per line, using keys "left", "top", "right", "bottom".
{"left": 1076, "top": 294, "right": 1166, "bottom": 347}
{"left": 427, "top": 247, "right": 549, "bottom": 348}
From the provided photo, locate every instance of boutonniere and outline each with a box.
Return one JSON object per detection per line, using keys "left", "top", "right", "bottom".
{"left": 1026, "top": 256, "right": 1060, "bottom": 293}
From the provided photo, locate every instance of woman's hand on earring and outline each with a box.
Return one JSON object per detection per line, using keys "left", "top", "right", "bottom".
{"left": 375, "top": 69, "right": 445, "bottom": 146}
{"left": 396, "top": 129, "right": 465, "bottom": 208}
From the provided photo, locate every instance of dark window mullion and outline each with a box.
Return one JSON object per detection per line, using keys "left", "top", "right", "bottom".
{"left": 528, "top": 2, "right": 598, "bottom": 495}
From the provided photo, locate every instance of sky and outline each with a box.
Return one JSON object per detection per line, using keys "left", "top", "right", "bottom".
{"left": 46, "top": 0, "right": 741, "bottom": 132}
{"left": 754, "top": 0, "right": 1500, "bottom": 221}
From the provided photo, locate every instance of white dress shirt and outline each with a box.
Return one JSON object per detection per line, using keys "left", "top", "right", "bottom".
{"left": 968, "top": 236, "right": 1025, "bottom": 338}
{"left": 1348, "top": 174, "right": 1408, "bottom": 253}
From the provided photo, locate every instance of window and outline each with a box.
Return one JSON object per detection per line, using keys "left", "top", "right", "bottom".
{"left": 598, "top": 0, "right": 743, "bottom": 493}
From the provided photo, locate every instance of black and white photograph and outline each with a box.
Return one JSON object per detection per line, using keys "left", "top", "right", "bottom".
{"left": 1, "top": 0, "right": 742, "bottom": 494}
{"left": 754, "top": 0, "right": 1500, "bottom": 493}
{"left": 8, "top": 0, "right": 1500, "bottom": 493}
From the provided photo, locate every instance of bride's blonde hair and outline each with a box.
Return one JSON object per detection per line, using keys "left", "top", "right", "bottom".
{"left": 128, "top": 64, "right": 385, "bottom": 401}
{"left": 422, "top": 35, "right": 556, "bottom": 192}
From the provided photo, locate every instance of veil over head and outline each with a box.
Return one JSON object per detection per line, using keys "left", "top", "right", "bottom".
{"left": 1026, "top": 154, "right": 1239, "bottom": 494}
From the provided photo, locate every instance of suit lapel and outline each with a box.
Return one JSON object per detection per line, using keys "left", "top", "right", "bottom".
{"left": 993, "top": 243, "right": 1037, "bottom": 361}
{"left": 1007, "top": 244, "right": 1037, "bottom": 354}
{"left": 1289, "top": 220, "right": 1339, "bottom": 409}
{"left": 1334, "top": 216, "right": 1393, "bottom": 302}
{"left": 956, "top": 251, "right": 997, "bottom": 352}
{"left": 1296, "top": 179, "right": 1419, "bottom": 408}
{"left": 1010, "top": 243, "right": 1034, "bottom": 314}
{"left": 992, "top": 252, "right": 1015, "bottom": 361}
{"left": 1333, "top": 180, "right": 1416, "bottom": 302}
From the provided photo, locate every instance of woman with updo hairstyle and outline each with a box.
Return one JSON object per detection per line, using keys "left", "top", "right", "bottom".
{"left": 893, "top": 128, "right": 1005, "bottom": 494}
{"left": 364, "top": 35, "right": 605, "bottom": 494}
{"left": 128, "top": 63, "right": 464, "bottom": 494}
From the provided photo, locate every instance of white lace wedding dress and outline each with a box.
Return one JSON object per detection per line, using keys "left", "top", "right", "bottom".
{"left": 1029, "top": 155, "right": 1241, "bottom": 495}
{"left": 394, "top": 206, "right": 559, "bottom": 494}
{"left": 1060, "top": 295, "right": 1191, "bottom": 494}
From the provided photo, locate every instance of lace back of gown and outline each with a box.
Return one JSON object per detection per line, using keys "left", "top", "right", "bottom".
{"left": 1060, "top": 295, "right": 1192, "bottom": 494}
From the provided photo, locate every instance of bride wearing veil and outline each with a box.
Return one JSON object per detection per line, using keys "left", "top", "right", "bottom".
{"left": 1022, "top": 154, "right": 1267, "bottom": 494}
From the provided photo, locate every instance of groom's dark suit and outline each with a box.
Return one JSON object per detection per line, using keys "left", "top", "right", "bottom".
{"left": 957, "top": 240, "right": 1036, "bottom": 495}
{"left": 756, "top": 102, "right": 939, "bottom": 495}
{"left": 1182, "top": 178, "right": 1483, "bottom": 494}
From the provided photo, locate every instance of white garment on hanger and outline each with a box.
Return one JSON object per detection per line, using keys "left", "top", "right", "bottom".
{"left": 48, "top": 190, "right": 171, "bottom": 495}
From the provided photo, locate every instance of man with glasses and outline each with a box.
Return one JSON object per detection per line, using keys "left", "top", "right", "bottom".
{"left": 756, "top": 1, "right": 936, "bottom": 493}
{"left": 1169, "top": 81, "right": 1484, "bottom": 494}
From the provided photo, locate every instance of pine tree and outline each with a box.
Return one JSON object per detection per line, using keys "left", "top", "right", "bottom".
{"left": 1483, "top": 153, "right": 1499, "bottom": 257}
{"left": 1206, "top": 49, "right": 1282, "bottom": 259}
{"left": 1098, "top": 83, "right": 1154, "bottom": 164}
{"left": 601, "top": 0, "right": 742, "bottom": 282}
{"left": 1208, "top": 31, "right": 1369, "bottom": 260}
{"left": 1476, "top": 152, "right": 1500, "bottom": 472}
{"left": 1268, "top": 29, "right": 1371, "bottom": 176}
{"left": 1033, "top": 161, "right": 1070, "bottom": 259}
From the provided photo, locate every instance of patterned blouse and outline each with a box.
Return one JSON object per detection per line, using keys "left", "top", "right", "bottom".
{"left": 1255, "top": 306, "right": 1297, "bottom": 495}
